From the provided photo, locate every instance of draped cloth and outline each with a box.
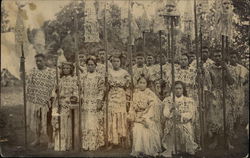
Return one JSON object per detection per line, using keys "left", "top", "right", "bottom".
{"left": 107, "top": 68, "right": 131, "bottom": 145}
{"left": 84, "top": 0, "right": 100, "bottom": 43}
{"left": 81, "top": 72, "right": 105, "bottom": 150}
{"left": 26, "top": 67, "right": 56, "bottom": 135}
{"left": 51, "top": 75, "right": 79, "bottom": 151}
{"left": 129, "top": 88, "right": 162, "bottom": 157}
{"left": 161, "top": 95, "right": 198, "bottom": 157}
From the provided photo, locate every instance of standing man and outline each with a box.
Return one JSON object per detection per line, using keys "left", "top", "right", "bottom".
{"left": 132, "top": 52, "right": 149, "bottom": 87}
{"left": 227, "top": 52, "right": 249, "bottom": 133}
{"left": 96, "top": 49, "right": 113, "bottom": 74}
{"left": 26, "top": 54, "right": 56, "bottom": 147}
{"left": 206, "top": 50, "right": 234, "bottom": 149}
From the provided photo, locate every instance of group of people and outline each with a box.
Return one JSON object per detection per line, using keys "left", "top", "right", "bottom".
{"left": 25, "top": 46, "right": 249, "bottom": 157}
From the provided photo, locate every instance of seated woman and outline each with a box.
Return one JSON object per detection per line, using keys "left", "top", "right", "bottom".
{"left": 128, "top": 74, "right": 162, "bottom": 157}
{"left": 161, "top": 81, "right": 198, "bottom": 157}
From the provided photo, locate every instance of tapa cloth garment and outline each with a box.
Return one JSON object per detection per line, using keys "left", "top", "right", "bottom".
{"left": 227, "top": 64, "right": 249, "bottom": 123}
{"left": 27, "top": 67, "right": 56, "bottom": 106}
{"left": 51, "top": 75, "right": 79, "bottom": 151}
{"left": 107, "top": 68, "right": 131, "bottom": 145}
{"left": 206, "top": 64, "right": 234, "bottom": 136}
{"left": 84, "top": 0, "right": 100, "bottom": 42}
{"left": 162, "top": 95, "right": 198, "bottom": 157}
{"left": 26, "top": 67, "right": 56, "bottom": 134}
{"left": 81, "top": 71, "right": 105, "bottom": 150}
{"left": 129, "top": 88, "right": 162, "bottom": 157}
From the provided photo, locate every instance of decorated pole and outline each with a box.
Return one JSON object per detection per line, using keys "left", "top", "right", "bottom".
{"left": 221, "top": 34, "right": 227, "bottom": 149}
{"left": 55, "top": 54, "right": 61, "bottom": 150}
{"left": 170, "top": 17, "right": 177, "bottom": 155}
{"left": 194, "top": 0, "right": 205, "bottom": 150}
{"left": 73, "top": 3, "right": 82, "bottom": 151}
{"left": 128, "top": 0, "right": 134, "bottom": 89}
{"left": 216, "top": 0, "right": 233, "bottom": 150}
{"left": 143, "top": 31, "right": 146, "bottom": 58}
{"left": 104, "top": 0, "right": 109, "bottom": 148}
{"left": 15, "top": 6, "right": 27, "bottom": 149}
{"left": 21, "top": 43, "right": 27, "bottom": 149}
{"left": 159, "top": 30, "right": 164, "bottom": 100}
{"left": 160, "top": 0, "right": 180, "bottom": 154}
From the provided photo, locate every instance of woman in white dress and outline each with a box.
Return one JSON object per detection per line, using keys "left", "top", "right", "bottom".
{"left": 161, "top": 81, "right": 198, "bottom": 157}
{"left": 129, "top": 74, "right": 162, "bottom": 157}
{"left": 81, "top": 56, "right": 105, "bottom": 151}
{"left": 107, "top": 54, "right": 130, "bottom": 148}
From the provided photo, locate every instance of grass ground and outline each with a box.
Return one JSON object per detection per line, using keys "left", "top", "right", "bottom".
{"left": 0, "top": 85, "right": 249, "bottom": 157}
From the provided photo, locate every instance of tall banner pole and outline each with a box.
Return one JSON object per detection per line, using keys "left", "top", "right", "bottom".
{"left": 128, "top": 0, "right": 133, "bottom": 89}
{"left": 21, "top": 43, "right": 27, "bottom": 149}
{"left": 170, "top": 17, "right": 177, "bottom": 156}
{"left": 55, "top": 55, "right": 61, "bottom": 151}
{"left": 159, "top": 30, "right": 164, "bottom": 100}
{"left": 143, "top": 31, "right": 146, "bottom": 58}
{"left": 104, "top": 0, "right": 109, "bottom": 148}
{"left": 221, "top": 34, "right": 227, "bottom": 150}
{"left": 16, "top": 6, "right": 27, "bottom": 149}
{"left": 194, "top": 0, "right": 205, "bottom": 151}
{"left": 73, "top": 4, "right": 82, "bottom": 151}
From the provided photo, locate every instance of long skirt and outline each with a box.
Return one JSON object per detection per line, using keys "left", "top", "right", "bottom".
{"left": 131, "top": 120, "right": 161, "bottom": 156}
{"left": 53, "top": 111, "right": 72, "bottom": 151}
{"left": 81, "top": 110, "right": 104, "bottom": 150}
{"left": 162, "top": 121, "right": 198, "bottom": 157}
{"left": 28, "top": 102, "right": 48, "bottom": 136}
{"left": 107, "top": 88, "right": 128, "bottom": 145}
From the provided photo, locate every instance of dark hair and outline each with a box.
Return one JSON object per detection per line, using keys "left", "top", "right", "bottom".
{"left": 86, "top": 56, "right": 97, "bottom": 66}
{"left": 137, "top": 74, "right": 148, "bottom": 86}
{"left": 181, "top": 53, "right": 189, "bottom": 58}
{"left": 136, "top": 52, "right": 144, "bottom": 57}
{"left": 98, "top": 49, "right": 105, "bottom": 52}
{"left": 213, "top": 49, "right": 222, "bottom": 56}
{"left": 111, "top": 54, "right": 122, "bottom": 63}
{"left": 35, "top": 53, "right": 46, "bottom": 59}
{"left": 202, "top": 46, "right": 209, "bottom": 50}
{"left": 173, "top": 80, "right": 188, "bottom": 97}
{"left": 61, "top": 63, "right": 75, "bottom": 77}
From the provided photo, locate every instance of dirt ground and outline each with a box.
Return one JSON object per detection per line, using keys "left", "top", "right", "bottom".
{"left": 0, "top": 85, "right": 249, "bottom": 157}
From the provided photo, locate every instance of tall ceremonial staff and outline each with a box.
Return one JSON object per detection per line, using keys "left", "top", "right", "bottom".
{"left": 55, "top": 53, "right": 61, "bottom": 151}
{"left": 159, "top": 30, "right": 164, "bottom": 100}
{"left": 73, "top": 3, "right": 82, "bottom": 151}
{"left": 216, "top": 0, "right": 232, "bottom": 150}
{"left": 15, "top": 5, "right": 27, "bottom": 149}
{"left": 160, "top": 0, "right": 180, "bottom": 155}
{"left": 194, "top": 0, "right": 205, "bottom": 151}
{"left": 104, "top": 0, "right": 109, "bottom": 148}
{"left": 128, "top": 0, "right": 134, "bottom": 92}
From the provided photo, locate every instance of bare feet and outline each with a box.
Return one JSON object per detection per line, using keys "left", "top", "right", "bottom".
{"left": 48, "top": 142, "right": 54, "bottom": 149}
{"left": 227, "top": 141, "right": 234, "bottom": 150}
{"left": 107, "top": 145, "right": 113, "bottom": 150}
{"left": 30, "top": 139, "right": 40, "bottom": 147}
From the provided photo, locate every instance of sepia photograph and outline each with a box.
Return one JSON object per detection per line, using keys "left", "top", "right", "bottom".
{"left": 0, "top": 0, "right": 249, "bottom": 157}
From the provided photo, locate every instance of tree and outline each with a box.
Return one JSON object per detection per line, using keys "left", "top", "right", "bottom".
{"left": 1, "top": 2, "right": 12, "bottom": 33}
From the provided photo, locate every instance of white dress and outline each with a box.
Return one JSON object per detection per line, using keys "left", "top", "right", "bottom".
{"left": 130, "top": 88, "right": 162, "bottom": 156}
